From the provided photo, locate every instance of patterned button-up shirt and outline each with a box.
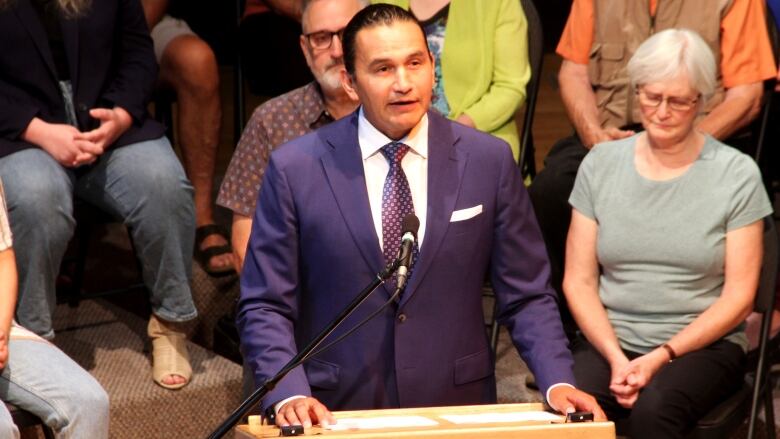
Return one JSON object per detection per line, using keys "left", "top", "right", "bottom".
{"left": 218, "top": 82, "right": 334, "bottom": 217}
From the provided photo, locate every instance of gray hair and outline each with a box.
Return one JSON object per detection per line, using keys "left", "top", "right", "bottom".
{"left": 627, "top": 29, "right": 717, "bottom": 100}
{"left": 0, "top": 0, "right": 91, "bottom": 17}
{"left": 302, "top": 0, "right": 369, "bottom": 30}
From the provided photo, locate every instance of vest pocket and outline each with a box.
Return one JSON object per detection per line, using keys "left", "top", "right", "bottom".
{"left": 588, "top": 43, "right": 626, "bottom": 85}
{"left": 454, "top": 348, "right": 493, "bottom": 385}
{"left": 305, "top": 358, "right": 341, "bottom": 390}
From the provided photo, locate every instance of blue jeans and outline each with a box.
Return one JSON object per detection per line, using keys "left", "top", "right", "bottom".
{"left": 0, "top": 334, "right": 109, "bottom": 438}
{"left": 0, "top": 138, "right": 198, "bottom": 338}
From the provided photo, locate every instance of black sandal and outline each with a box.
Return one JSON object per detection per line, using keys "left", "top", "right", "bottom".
{"left": 195, "top": 224, "right": 236, "bottom": 277}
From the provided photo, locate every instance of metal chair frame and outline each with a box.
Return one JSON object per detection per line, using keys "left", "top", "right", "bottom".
{"left": 7, "top": 402, "right": 55, "bottom": 439}
{"left": 487, "top": 0, "right": 545, "bottom": 354}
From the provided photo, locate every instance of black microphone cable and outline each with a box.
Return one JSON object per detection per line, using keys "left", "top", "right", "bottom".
{"left": 308, "top": 284, "right": 403, "bottom": 359}
{"left": 309, "top": 214, "right": 420, "bottom": 359}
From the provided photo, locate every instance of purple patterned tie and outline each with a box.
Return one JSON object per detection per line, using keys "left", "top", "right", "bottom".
{"left": 380, "top": 142, "right": 415, "bottom": 279}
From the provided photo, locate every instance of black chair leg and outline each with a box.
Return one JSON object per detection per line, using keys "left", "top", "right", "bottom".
{"left": 8, "top": 403, "right": 56, "bottom": 439}
{"left": 764, "top": 375, "right": 776, "bottom": 439}
{"left": 749, "top": 331, "right": 777, "bottom": 439}
{"left": 68, "top": 222, "right": 91, "bottom": 308}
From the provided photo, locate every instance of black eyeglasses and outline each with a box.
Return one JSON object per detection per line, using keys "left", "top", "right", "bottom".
{"left": 304, "top": 28, "right": 346, "bottom": 50}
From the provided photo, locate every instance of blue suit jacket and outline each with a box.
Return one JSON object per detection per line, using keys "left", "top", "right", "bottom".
{"left": 238, "top": 111, "right": 574, "bottom": 412}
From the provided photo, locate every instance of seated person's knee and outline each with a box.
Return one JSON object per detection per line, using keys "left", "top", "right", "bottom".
{"left": 628, "top": 387, "right": 688, "bottom": 435}
{"left": 164, "top": 36, "right": 219, "bottom": 92}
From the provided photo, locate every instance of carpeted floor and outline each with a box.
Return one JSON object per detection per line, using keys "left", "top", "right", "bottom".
{"left": 50, "top": 299, "right": 243, "bottom": 438}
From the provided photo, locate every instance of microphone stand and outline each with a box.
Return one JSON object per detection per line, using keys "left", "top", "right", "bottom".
{"left": 206, "top": 260, "right": 400, "bottom": 439}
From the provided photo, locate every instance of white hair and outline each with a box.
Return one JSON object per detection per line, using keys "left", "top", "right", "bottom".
{"left": 0, "top": 0, "right": 91, "bottom": 18}
{"left": 302, "top": 0, "right": 369, "bottom": 32}
{"left": 627, "top": 29, "right": 717, "bottom": 100}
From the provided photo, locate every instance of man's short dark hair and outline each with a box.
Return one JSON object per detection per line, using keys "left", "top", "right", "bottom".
{"left": 342, "top": 3, "right": 427, "bottom": 75}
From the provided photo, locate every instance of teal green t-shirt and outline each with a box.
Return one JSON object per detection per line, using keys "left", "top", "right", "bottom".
{"left": 569, "top": 134, "right": 773, "bottom": 353}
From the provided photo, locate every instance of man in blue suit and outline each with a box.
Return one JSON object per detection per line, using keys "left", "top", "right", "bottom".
{"left": 237, "top": 3, "right": 604, "bottom": 428}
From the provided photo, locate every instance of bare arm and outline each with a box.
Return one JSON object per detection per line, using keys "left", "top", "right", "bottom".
{"left": 141, "top": 0, "right": 169, "bottom": 29}
{"left": 563, "top": 209, "right": 627, "bottom": 367}
{"left": 696, "top": 82, "right": 764, "bottom": 140}
{"left": 664, "top": 220, "right": 761, "bottom": 357}
{"left": 231, "top": 214, "right": 252, "bottom": 274}
{"left": 0, "top": 248, "right": 17, "bottom": 369}
{"left": 558, "top": 60, "right": 634, "bottom": 148}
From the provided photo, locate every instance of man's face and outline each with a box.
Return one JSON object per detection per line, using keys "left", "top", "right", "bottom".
{"left": 300, "top": 0, "right": 363, "bottom": 93}
{"left": 342, "top": 21, "right": 434, "bottom": 140}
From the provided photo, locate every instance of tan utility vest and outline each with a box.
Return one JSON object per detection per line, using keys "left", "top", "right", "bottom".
{"left": 589, "top": 0, "right": 732, "bottom": 128}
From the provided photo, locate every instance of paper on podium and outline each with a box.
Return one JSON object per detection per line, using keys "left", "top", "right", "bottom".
{"left": 325, "top": 416, "right": 439, "bottom": 431}
{"left": 234, "top": 403, "right": 615, "bottom": 438}
{"left": 440, "top": 411, "right": 561, "bottom": 424}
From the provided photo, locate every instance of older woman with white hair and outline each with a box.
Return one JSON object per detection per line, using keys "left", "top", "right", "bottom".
{"left": 564, "top": 28, "right": 773, "bottom": 438}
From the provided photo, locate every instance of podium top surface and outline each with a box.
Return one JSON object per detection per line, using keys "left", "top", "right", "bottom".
{"left": 236, "top": 403, "right": 616, "bottom": 438}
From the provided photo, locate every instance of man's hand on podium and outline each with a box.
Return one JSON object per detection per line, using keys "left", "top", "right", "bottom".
{"left": 277, "top": 397, "right": 337, "bottom": 428}
{"left": 548, "top": 386, "right": 607, "bottom": 421}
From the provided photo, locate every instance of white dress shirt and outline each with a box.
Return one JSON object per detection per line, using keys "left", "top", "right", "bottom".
{"left": 357, "top": 107, "right": 428, "bottom": 250}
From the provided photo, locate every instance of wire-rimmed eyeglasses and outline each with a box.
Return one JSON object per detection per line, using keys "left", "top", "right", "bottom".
{"left": 635, "top": 88, "right": 700, "bottom": 112}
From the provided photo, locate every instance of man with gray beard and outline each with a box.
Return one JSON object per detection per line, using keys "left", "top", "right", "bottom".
{"left": 218, "top": 0, "right": 366, "bottom": 271}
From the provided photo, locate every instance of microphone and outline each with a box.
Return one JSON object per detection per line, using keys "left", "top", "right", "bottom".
{"left": 395, "top": 214, "right": 420, "bottom": 291}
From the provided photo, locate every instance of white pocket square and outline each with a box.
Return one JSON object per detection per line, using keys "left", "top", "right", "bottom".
{"left": 450, "top": 205, "right": 483, "bottom": 222}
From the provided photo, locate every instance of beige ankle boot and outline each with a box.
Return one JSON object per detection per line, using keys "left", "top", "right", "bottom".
{"left": 148, "top": 314, "right": 192, "bottom": 390}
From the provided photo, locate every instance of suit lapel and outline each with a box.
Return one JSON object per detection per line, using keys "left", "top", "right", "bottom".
{"left": 320, "top": 113, "right": 393, "bottom": 296}
{"left": 399, "top": 112, "right": 467, "bottom": 307}
{"left": 13, "top": 1, "right": 58, "bottom": 82}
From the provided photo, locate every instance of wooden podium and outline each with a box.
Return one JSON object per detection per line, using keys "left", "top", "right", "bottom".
{"left": 235, "top": 403, "right": 615, "bottom": 438}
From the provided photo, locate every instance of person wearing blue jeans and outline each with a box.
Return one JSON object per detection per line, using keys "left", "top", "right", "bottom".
{"left": 0, "top": 136, "right": 199, "bottom": 390}
{"left": 0, "top": 0, "right": 198, "bottom": 390}
{"left": 0, "top": 178, "right": 109, "bottom": 438}
{"left": 0, "top": 139, "right": 197, "bottom": 340}
{"left": 0, "top": 336, "right": 111, "bottom": 438}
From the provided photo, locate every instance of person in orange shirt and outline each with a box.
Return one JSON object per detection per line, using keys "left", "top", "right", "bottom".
{"left": 528, "top": 0, "right": 776, "bottom": 339}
